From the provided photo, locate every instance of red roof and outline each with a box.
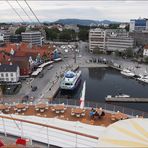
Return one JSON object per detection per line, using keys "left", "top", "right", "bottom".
{"left": 144, "top": 45, "right": 148, "bottom": 50}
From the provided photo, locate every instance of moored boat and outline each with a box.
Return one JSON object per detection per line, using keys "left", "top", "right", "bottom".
{"left": 60, "top": 70, "right": 81, "bottom": 90}
{"left": 120, "top": 69, "right": 135, "bottom": 77}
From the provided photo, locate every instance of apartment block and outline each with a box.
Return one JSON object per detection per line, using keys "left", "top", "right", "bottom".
{"left": 89, "top": 28, "right": 134, "bottom": 52}
{"left": 21, "top": 31, "right": 42, "bottom": 46}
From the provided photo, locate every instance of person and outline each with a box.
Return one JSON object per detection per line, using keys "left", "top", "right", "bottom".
{"left": 89, "top": 108, "right": 95, "bottom": 119}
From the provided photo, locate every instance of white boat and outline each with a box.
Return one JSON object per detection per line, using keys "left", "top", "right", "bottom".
{"left": 106, "top": 94, "right": 130, "bottom": 99}
{"left": 60, "top": 70, "right": 81, "bottom": 90}
{"left": 120, "top": 69, "right": 135, "bottom": 77}
{"left": 115, "top": 94, "right": 130, "bottom": 98}
{"left": 137, "top": 75, "right": 148, "bottom": 83}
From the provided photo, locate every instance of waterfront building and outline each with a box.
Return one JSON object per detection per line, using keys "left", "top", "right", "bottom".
{"left": 89, "top": 28, "right": 134, "bottom": 52}
{"left": 21, "top": 31, "right": 42, "bottom": 46}
{"left": 0, "top": 63, "right": 20, "bottom": 82}
{"left": 130, "top": 18, "right": 148, "bottom": 32}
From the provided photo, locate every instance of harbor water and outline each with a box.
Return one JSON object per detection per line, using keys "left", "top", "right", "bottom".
{"left": 55, "top": 67, "right": 148, "bottom": 112}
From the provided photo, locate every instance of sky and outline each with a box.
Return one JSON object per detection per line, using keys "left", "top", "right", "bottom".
{"left": 0, "top": 1, "right": 148, "bottom": 22}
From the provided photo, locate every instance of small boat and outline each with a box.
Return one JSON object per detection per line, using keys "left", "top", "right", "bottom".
{"left": 106, "top": 94, "right": 130, "bottom": 99}
{"left": 60, "top": 70, "right": 81, "bottom": 90}
{"left": 115, "top": 94, "right": 130, "bottom": 98}
{"left": 120, "top": 69, "right": 135, "bottom": 77}
{"left": 137, "top": 75, "right": 148, "bottom": 83}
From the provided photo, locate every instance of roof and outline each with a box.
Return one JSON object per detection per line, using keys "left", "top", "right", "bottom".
{"left": 144, "top": 45, "right": 148, "bottom": 49}
{"left": 0, "top": 64, "right": 18, "bottom": 72}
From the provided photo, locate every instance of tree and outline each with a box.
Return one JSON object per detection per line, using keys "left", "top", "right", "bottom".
{"left": 144, "top": 57, "right": 148, "bottom": 63}
{"left": 124, "top": 48, "right": 134, "bottom": 57}
{"left": 125, "top": 24, "right": 129, "bottom": 32}
{"left": 78, "top": 29, "right": 88, "bottom": 41}
{"left": 45, "top": 28, "right": 60, "bottom": 41}
{"left": 15, "top": 27, "right": 26, "bottom": 34}
{"left": 108, "top": 23, "right": 120, "bottom": 29}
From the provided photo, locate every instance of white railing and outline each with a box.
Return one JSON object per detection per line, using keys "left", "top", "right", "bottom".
{"left": 0, "top": 114, "right": 99, "bottom": 147}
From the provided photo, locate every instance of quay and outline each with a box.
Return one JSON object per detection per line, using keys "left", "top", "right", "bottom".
{"left": 105, "top": 97, "right": 148, "bottom": 103}
{"left": 46, "top": 64, "right": 79, "bottom": 98}
{"left": 80, "top": 63, "right": 108, "bottom": 68}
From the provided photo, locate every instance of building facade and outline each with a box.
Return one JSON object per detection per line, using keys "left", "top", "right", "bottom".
{"left": 0, "top": 64, "right": 20, "bottom": 82}
{"left": 89, "top": 28, "right": 106, "bottom": 52}
{"left": 130, "top": 18, "right": 148, "bottom": 32}
{"left": 21, "top": 31, "right": 42, "bottom": 46}
{"left": 89, "top": 28, "right": 134, "bottom": 52}
{"left": 0, "top": 30, "right": 10, "bottom": 43}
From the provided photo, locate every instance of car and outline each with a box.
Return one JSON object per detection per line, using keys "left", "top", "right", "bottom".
{"left": 48, "top": 65, "right": 53, "bottom": 70}
{"left": 31, "top": 86, "right": 37, "bottom": 91}
{"left": 39, "top": 73, "right": 44, "bottom": 78}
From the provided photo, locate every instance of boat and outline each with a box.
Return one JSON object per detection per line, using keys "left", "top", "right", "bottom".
{"left": 120, "top": 69, "right": 135, "bottom": 77}
{"left": 106, "top": 94, "right": 130, "bottom": 99}
{"left": 137, "top": 74, "right": 148, "bottom": 83}
{"left": 60, "top": 70, "right": 81, "bottom": 90}
{"left": 115, "top": 94, "right": 130, "bottom": 98}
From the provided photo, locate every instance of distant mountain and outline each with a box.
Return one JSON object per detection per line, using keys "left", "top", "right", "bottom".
{"left": 53, "top": 19, "right": 120, "bottom": 26}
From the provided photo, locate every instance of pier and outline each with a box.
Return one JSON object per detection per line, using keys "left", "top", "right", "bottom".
{"left": 105, "top": 97, "right": 148, "bottom": 103}
{"left": 80, "top": 63, "right": 108, "bottom": 68}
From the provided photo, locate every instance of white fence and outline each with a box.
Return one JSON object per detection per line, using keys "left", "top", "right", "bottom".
{"left": 0, "top": 114, "right": 102, "bottom": 147}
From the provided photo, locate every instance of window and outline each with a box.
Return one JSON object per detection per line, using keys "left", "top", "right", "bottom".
{"left": 11, "top": 73, "right": 13, "bottom": 77}
{"left": 1, "top": 73, "right": 4, "bottom": 77}
{"left": 6, "top": 78, "right": 9, "bottom": 81}
{"left": 11, "top": 78, "right": 13, "bottom": 81}
{"left": 5, "top": 73, "right": 8, "bottom": 77}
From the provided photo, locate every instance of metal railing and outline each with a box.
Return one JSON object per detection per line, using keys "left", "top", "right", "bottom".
{"left": 49, "top": 98, "right": 148, "bottom": 118}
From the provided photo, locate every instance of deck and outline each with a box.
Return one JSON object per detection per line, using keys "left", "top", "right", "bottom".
{"left": 1, "top": 105, "right": 127, "bottom": 127}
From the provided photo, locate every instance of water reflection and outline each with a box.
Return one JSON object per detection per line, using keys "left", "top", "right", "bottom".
{"left": 55, "top": 68, "right": 148, "bottom": 112}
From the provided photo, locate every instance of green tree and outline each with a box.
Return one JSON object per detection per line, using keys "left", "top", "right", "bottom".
{"left": 125, "top": 24, "right": 129, "bottom": 32}
{"left": 144, "top": 57, "right": 148, "bottom": 63}
{"left": 78, "top": 29, "right": 88, "bottom": 41}
{"left": 124, "top": 48, "right": 133, "bottom": 57}
{"left": 15, "top": 27, "right": 26, "bottom": 34}
{"left": 108, "top": 23, "right": 120, "bottom": 29}
{"left": 45, "top": 28, "right": 60, "bottom": 41}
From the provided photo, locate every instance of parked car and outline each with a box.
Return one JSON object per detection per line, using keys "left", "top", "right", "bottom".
{"left": 31, "top": 86, "right": 37, "bottom": 91}
{"left": 39, "top": 73, "right": 44, "bottom": 78}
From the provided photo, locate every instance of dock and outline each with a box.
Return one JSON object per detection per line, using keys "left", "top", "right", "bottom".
{"left": 80, "top": 63, "right": 108, "bottom": 68}
{"left": 105, "top": 97, "right": 148, "bottom": 103}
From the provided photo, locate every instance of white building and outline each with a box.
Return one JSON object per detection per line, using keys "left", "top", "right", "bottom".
{"left": 64, "top": 24, "right": 79, "bottom": 32}
{"left": 89, "top": 28, "right": 106, "bottom": 52}
{"left": 143, "top": 45, "right": 148, "bottom": 57}
{"left": 130, "top": 18, "right": 148, "bottom": 32}
{"left": 0, "top": 64, "right": 20, "bottom": 82}
{"left": 105, "top": 29, "right": 134, "bottom": 52}
{"left": 0, "top": 30, "right": 10, "bottom": 42}
{"left": 89, "top": 28, "right": 134, "bottom": 52}
{"left": 21, "top": 31, "right": 42, "bottom": 46}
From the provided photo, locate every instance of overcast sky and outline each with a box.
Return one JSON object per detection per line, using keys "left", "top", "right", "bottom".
{"left": 0, "top": 1, "right": 148, "bottom": 22}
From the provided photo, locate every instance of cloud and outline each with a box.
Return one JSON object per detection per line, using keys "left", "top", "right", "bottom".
{"left": 0, "top": 1, "right": 148, "bottom": 22}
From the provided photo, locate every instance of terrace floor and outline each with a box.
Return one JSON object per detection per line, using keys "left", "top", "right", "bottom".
{"left": 2, "top": 105, "right": 123, "bottom": 127}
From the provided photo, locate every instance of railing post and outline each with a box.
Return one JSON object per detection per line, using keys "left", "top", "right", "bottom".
{"left": 47, "top": 127, "right": 50, "bottom": 147}
{"left": 21, "top": 121, "right": 24, "bottom": 138}
{"left": 2, "top": 117, "right": 7, "bottom": 137}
